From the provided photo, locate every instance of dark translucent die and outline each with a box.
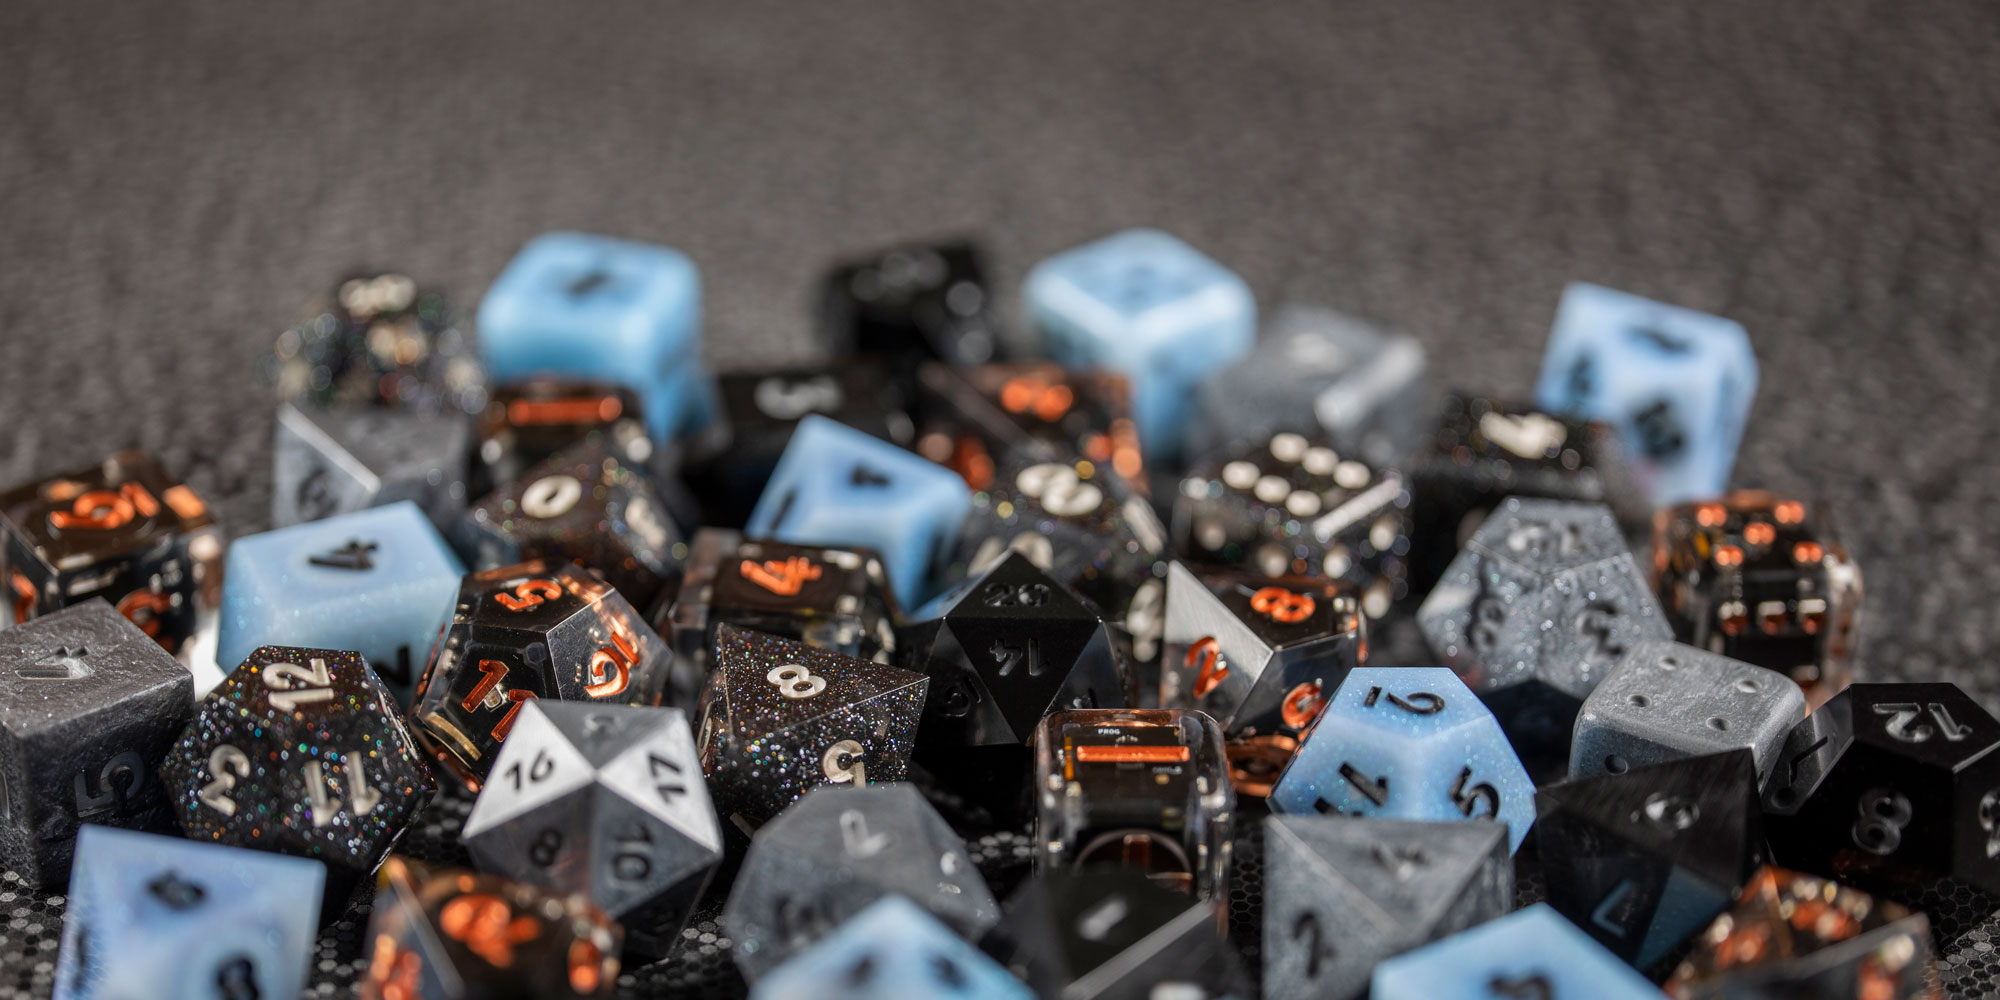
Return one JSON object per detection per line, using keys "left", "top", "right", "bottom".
{"left": 475, "top": 379, "right": 653, "bottom": 497}
{"left": 819, "top": 238, "right": 1002, "bottom": 370}
{"left": 989, "top": 868, "right": 1246, "bottom": 1000}
{"left": 1666, "top": 867, "right": 1939, "bottom": 1000}
{"left": 914, "top": 361, "right": 1146, "bottom": 498}
{"left": 272, "top": 401, "right": 476, "bottom": 533}
{"left": 264, "top": 271, "right": 486, "bottom": 415}
{"left": 411, "top": 562, "right": 672, "bottom": 790}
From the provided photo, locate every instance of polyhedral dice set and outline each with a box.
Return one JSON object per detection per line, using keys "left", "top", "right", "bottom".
{"left": 11, "top": 223, "right": 1995, "bottom": 1000}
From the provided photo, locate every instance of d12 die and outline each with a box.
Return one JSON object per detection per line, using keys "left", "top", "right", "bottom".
{"left": 55, "top": 826, "right": 324, "bottom": 1000}
{"left": 218, "top": 501, "right": 464, "bottom": 704}
{"left": 412, "top": 562, "right": 672, "bottom": 788}
{"left": 1034, "top": 709, "right": 1235, "bottom": 901}
{"left": 1536, "top": 282, "right": 1758, "bottom": 507}
{"left": 462, "top": 702, "right": 721, "bottom": 959}
{"left": 914, "top": 361, "right": 1145, "bottom": 496}
{"left": 1763, "top": 682, "right": 2000, "bottom": 894}
{"left": 362, "top": 857, "right": 621, "bottom": 1000}
{"left": 1571, "top": 640, "right": 1807, "bottom": 790}
{"left": 819, "top": 239, "right": 1003, "bottom": 370}
{"left": 750, "top": 892, "right": 1030, "bottom": 1000}
{"left": 1371, "top": 903, "right": 1660, "bottom": 1000}
{"left": 0, "top": 601, "right": 193, "bottom": 887}
{"left": 1654, "top": 491, "right": 1863, "bottom": 707}
{"left": 265, "top": 271, "right": 484, "bottom": 414}
{"left": 1160, "top": 563, "right": 1363, "bottom": 743}
{"left": 1, "top": 449, "right": 220, "bottom": 653}
{"left": 1535, "top": 749, "right": 1765, "bottom": 969}
{"left": 1024, "top": 228, "right": 1255, "bottom": 461}
{"left": 745, "top": 414, "right": 971, "bottom": 608}
{"left": 990, "top": 868, "right": 1246, "bottom": 1000}
{"left": 1269, "top": 667, "right": 1536, "bottom": 852}
{"left": 475, "top": 379, "right": 654, "bottom": 494}
{"left": 1665, "top": 867, "right": 1938, "bottom": 1000}
{"left": 696, "top": 623, "right": 927, "bottom": 824}
{"left": 691, "top": 363, "right": 917, "bottom": 526}
{"left": 724, "top": 784, "right": 998, "bottom": 981}
{"left": 273, "top": 401, "right": 476, "bottom": 532}
{"left": 1263, "top": 814, "right": 1511, "bottom": 1000}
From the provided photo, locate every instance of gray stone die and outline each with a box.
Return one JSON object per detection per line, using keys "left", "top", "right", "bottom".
{"left": 271, "top": 401, "right": 472, "bottom": 532}
{"left": 1570, "top": 639, "right": 1807, "bottom": 787}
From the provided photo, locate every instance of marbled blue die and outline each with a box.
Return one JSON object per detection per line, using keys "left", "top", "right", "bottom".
{"left": 1534, "top": 282, "right": 1758, "bottom": 507}
{"left": 55, "top": 825, "right": 324, "bottom": 1000}
{"left": 1268, "top": 667, "right": 1536, "bottom": 852}
{"left": 1371, "top": 903, "right": 1659, "bottom": 1000}
{"left": 1023, "top": 228, "right": 1254, "bottom": 460}
{"left": 745, "top": 414, "right": 969, "bottom": 608}
{"left": 750, "top": 895, "right": 1031, "bottom": 1000}
{"left": 217, "top": 501, "right": 463, "bottom": 702}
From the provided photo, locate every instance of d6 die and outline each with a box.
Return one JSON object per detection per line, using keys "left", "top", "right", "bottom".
{"left": 475, "top": 379, "right": 653, "bottom": 493}
{"left": 914, "top": 361, "right": 1145, "bottom": 496}
{"left": 1370, "top": 903, "right": 1661, "bottom": 1000}
{"left": 990, "top": 869, "right": 1245, "bottom": 1000}
{"left": 265, "top": 271, "right": 484, "bottom": 414}
{"left": 691, "top": 363, "right": 917, "bottom": 526}
{"left": 1666, "top": 867, "right": 1937, "bottom": 1000}
{"left": 273, "top": 401, "right": 476, "bottom": 532}
{"left": 819, "top": 239, "right": 1003, "bottom": 370}
{"left": 751, "top": 895, "right": 1030, "bottom": 1000}
{"left": 1570, "top": 640, "right": 1806, "bottom": 789}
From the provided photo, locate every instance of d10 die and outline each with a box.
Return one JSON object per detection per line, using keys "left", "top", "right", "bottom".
{"left": 412, "top": 562, "right": 672, "bottom": 788}
{"left": 1371, "top": 903, "right": 1661, "bottom": 1000}
{"left": 990, "top": 868, "right": 1246, "bottom": 1000}
{"left": 819, "top": 238, "right": 1003, "bottom": 370}
{"left": 746, "top": 414, "right": 971, "bottom": 607}
{"left": 362, "top": 857, "right": 621, "bottom": 1000}
{"left": 1763, "top": 682, "right": 2000, "bottom": 894}
{"left": 1, "top": 449, "right": 220, "bottom": 653}
{"left": 1666, "top": 867, "right": 1937, "bottom": 1000}
{"left": 218, "top": 501, "right": 464, "bottom": 704}
{"left": 1161, "top": 563, "right": 1363, "bottom": 743}
{"left": 1269, "top": 667, "right": 1536, "bottom": 852}
{"left": 1570, "top": 640, "right": 1807, "bottom": 789}
{"left": 696, "top": 623, "right": 927, "bottom": 824}
{"left": 0, "top": 601, "right": 193, "bottom": 887}
{"left": 476, "top": 379, "right": 654, "bottom": 493}
{"left": 462, "top": 702, "right": 720, "bottom": 959}
{"left": 724, "top": 784, "right": 998, "bottom": 981}
{"left": 914, "top": 361, "right": 1145, "bottom": 497}
{"left": 55, "top": 826, "right": 324, "bottom": 1000}
{"left": 1024, "top": 228, "right": 1254, "bottom": 460}
{"left": 1536, "top": 282, "right": 1758, "bottom": 507}
{"left": 750, "top": 894, "right": 1030, "bottom": 1000}
{"left": 266, "top": 271, "right": 484, "bottom": 414}
{"left": 1263, "top": 814, "right": 1511, "bottom": 1000}
{"left": 1654, "top": 491, "right": 1863, "bottom": 707}
{"left": 273, "top": 401, "right": 476, "bottom": 532}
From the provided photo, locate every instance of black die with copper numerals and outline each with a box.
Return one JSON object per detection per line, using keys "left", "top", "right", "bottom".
{"left": 475, "top": 379, "right": 653, "bottom": 496}
{"left": 915, "top": 362, "right": 1146, "bottom": 498}
{"left": 819, "top": 239, "right": 1001, "bottom": 370}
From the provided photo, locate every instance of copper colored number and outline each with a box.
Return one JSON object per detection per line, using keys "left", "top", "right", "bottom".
{"left": 493, "top": 578, "right": 562, "bottom": 611}
{"left": 463, "top": 659, "right": 536, "bottom": 740}
{"left": 1280, "top": 682, "right": 1326, "bottom": 729}
{"left": 739, "top": 556, "right": 823, "bottom": 596}
{"left": 47, "top": 482, "right": 157, "bottom": 531}
{"left": 1249, "top": 587, "right": 1315, "bottom": 624}
{"left": 585, "top": 630, "right": 637, "bottom": 699}
{"left": 1187, "top": 637, "right": 1228, "bottom": 699}
{"left": 437, "top": 893, "right": 540, "bottom": 969}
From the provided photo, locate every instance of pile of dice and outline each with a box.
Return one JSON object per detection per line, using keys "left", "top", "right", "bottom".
{"left": 0, "top": 227, "right": 1969, "bottom": 999}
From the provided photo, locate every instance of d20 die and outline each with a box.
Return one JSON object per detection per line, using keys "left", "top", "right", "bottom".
{"left": 1665, "top": 867, "right": 1937, "bottom": 1000}
{"left": 751, "top": 895, "right": 1030, "bottom": 1000}
{"left": 1263, "top": 814, "right": 1511, "bottom": 1000}
{"left": 265, "top": 271, "right": 484, "bottom": 414}
{"left": 1535, "top": 749, "right": 1765, "bottom": 969}
{"left": 1160, "top": 563, "right": 1364, "bottom": 742}
{"left": 0, "top": 601, "right": 193, "bottom": 887}
{"left": 1269, "top": 667, "right": 1536, "bottom": 852}
{"left": 462, "top": 702, "right": 720, "bottom": 959}
{"left": 1536, "top": 282, "right": 1758, "bottom": 507}
{"left": 914, "top": 361, "right": 1145, "bottom": 497}
{"left": 746, "top": 414, "right": 971, "bottom": 608}
{"left": 1763, "top": 682, "right": 2000, "bottom": 895}
{"left": 218, "top": 501, "right": 464, "bottom": 704}
{"left": 55, "top": 826, "right": 324, "bottom": 1000}
{"left": 692, "top": 363, "right": 917, "bottom": 526}
{"left": 272, "top": 401, "right": 476, "bottom": 532}
{"left": 1571, "top": 640, "right": 1807, "bottom": 790}
{"left": 362, "top": 857, "right": 622, "bottom": 999}
{"left": 724, "top": 784, "right": 998, "bottom": 981}
{"left": 989, "top": 868, "right": 1246, "bottom": 1000}
{"left": 412, "top": 562, "right": 672, "bottom": 789}
{"left": 1370, "top": 903, "right": 1661, "bottom": 1000}
{"left": 696, "top": 623, "right": 927, "bottom": 824}
{"left": 1024, "top": 228, "right": 1255, "bottom": 460}
{"left": 819, "top": 238, "right": 1003, "bottom": 370}
{"left": 475, "top": 379, "right": 653, "bottom": 493}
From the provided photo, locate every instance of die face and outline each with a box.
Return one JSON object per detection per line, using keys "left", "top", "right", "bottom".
{"left": 992, "top": 869, "right": 1242, "bottom": 1000}
{"left": 265, "top": 271, "right": 485, "bottom": 415}
{"left": 1159, "top": 562, "right": 1363, "bottom": 742}
{"left": 820, "top": 240, "right": 1002, "bottom": 368}
{"left": 694, "top": 363, "right": 918, "bottom": 525}
{"left": 272, "top": 402, "right": 476, "bottom": 532}
{"left": 915, "top": 362, "right": 1146, "bottom": 497}
{"left": 1665, "top": 867, "right": 1937, "bottom": 1000}
{"left": 751, "top": 895, "right": 1031, "bottom": 1000}
{"left": 475, "top": 379, "right": 653, "bottom": 492}
{"left": 1570, "top": 640, "right": 1808, "bottom": 789}
{"left": 1370, "top": 904, "right": 1661, "bottom": 1000}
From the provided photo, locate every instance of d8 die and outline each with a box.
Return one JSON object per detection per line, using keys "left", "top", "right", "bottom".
{"left": 723, "top": 784, "right": 998, "bottom": 980}
{"left": 914, "top": 361, "right": 1145, "bottom": 496}
{"left": 1370, "top": 903, "right": 1661, "bottom": 1000}
{"left": 819, "top": 238, "right": 1003, "bottom": 370}
{"left": 55, "top": 826, "right": 324, "bottom": 1000}
{"left": 265, "top": 271, "right": 484, "bottom": 414}
{"left": 1269, "top": 667, "right": 1536, "bottom": 852}
{"left": 0, "top": 601, "right": 193, "bottom": 887}
{"left": 752, "top": 895, "right": 1030, "bottom": 1000}
{"left": 1, "top": 449, "right": 220, "bottom": 653}
{"left": 1570, "top": 640, "right": 1806, "bottom": 789}
{"left": 1023, "top": 228, "right": 1255, "bottom": 460}
{"left": 990, "top": 869, "right": 1245, "bottom": 1000}
{"left": 1536, "top": 282, "right": 1758, "bottom": 506}
{"left": 462, "top": 702, "right": 721, "bottom": 959}
{"left": 1654, "top": 491, "right": 1862, "bottom": 706}
{"left": 273, "top": 401, "right": 477, "bottom": 532}
{"left": 745, "top": 414, "right": 971, "bottom": 608}
{"left": 696, "top": 623, "right": 928, "bottom": 824}
{"left": 412, "top": 562, "right": 672, "bottom": 788}
{"left": 478, "top": 230, "right": 716, "bottom": 442}
{"left": 1666, "top": 867, "right": 1937, "bottom": 1000}
{"left": 475, "top": 379, "right": 653, "bottom": 493}
{"left": 218, "top": 501, "right": 464, "bottom": 704}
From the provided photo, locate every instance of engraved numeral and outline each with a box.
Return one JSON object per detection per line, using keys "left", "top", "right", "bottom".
{"left": 520, "top": 474, "right": 583, "bottom": 519}
{"left": 849, "top": 464, "right": 891, "bottom": 488}
{"left": 739, "top": 556, "right": 823, "bottom": 596}
{"left": 1186, "top": 637, "right": 1228, "bottom": 700}
{"left": 1450, "top": 767, "right": 1501, "bottom": 819}
{"left": 840, "top": 808, "right": 891, "bottom": 858}
{"left": 438, "top": 892, "right": 540, "bottom": 968}
{"left": 506, "top": 748, "right": 557, "bottom": 791}
{"left": 767, "top": 663, "right": 828, "bottom": 699}
{"left": 214, "top": 956, "right": 259, "bottom": 1000}
{"left": 1338, "top": 762, "right": 1390, "bottom": 807}
{"left": 1363, "top": 686, "right": 1445, "bottom": 714}
{"left": 990, "top": 637, "right": 1043, "bottom": 678}
{"left": 73, "top": 750, "right": 147, "bottom": 819}
{"left": 146, "top": 870, "right": 208, "bottom": 910}
{"left": 1477, "top": 411, "right": 1567, "bottom": 459}
{"left": 528, "top": 828, "right": 564, "bottom": 867}
{"left": 463, "top": 659, "right": 536, "bottom": 740}
{"left": 262, "top": 658, "right": 335, "bottom": 711}
{"left": 823, "top": 740, "right": 867, "bottom": 784}
{"left": 647, "top": 752, "right": 687, "bottom": 801}
{"left": 200, "top": 744, "right": 252, "bottom": 817}
{"left": 754, "top": 375, "right": 843, "bottom": 421}
{"left": 1981, "top": 790, "right": 2000, "bottom": 859}
{"left": 46, "top": 481, "right": 157, "bottom": 531}
{"left": 584, "top": 629, "right": 638, "bottom": 699}
{"left": 980, "top": 582, "right": 1049, "bottom": 608}
{"left": 611, "top": 824, "right": 654, "bottom": 881}
{"left": 307, "top": 539, "right": 378, "bottom": 570}
{"left": 1591, "top": 879, "right": 1636, "bottom": 938}
{"left": 1875, "top": 702, "right": 1974, "bottom": 743}
{"left": 1575, "top": 601, "right": 1626, "bottom": 666}
{"left": 1488, "top": 973, "right": 1553, "bottom": 1000}
{"left": 493, "top": 578, "right": 563, "bottom": 612}
{"left": 1292, "top": 912, "right": 1333, "bottom": 980}
{"left": 1851, "top": 787, "right": 1913, "bottom": 855}
{"left": 1249, "top": 587, "right": 1315, "bottom": 624}
{"left": 1075, "top": 895, "right": 1129, "bottom": 941}
{"left": 18, "top": 645, "right": 91, "bottom": 680}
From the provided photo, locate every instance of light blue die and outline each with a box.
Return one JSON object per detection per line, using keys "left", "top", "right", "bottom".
{"left": 1023, "top": 228, "right": 1255, "bottom": 460}
{"left": 1534, "top": 282, "right": 1758, "bottom": 507}
{"left": 751, "top": 895, "right": 1030, "bottom": 1000}
{"left": 218, "top": 501, "right": 463, "bottom": 703}
{"left": 746, "top": 415, "right": 969, "bottom": 608}
{"left": 55, "top": 825, "right": 324, "bottom": 1000}
{"left": 1371, "top": 903, "right": 1659, "bottom": 1000}
{"left": 478, "top": 230, "right": 715, "bottom": 442}
{"left": 1268, "top": 667, "right": 1536, "bottom": 852}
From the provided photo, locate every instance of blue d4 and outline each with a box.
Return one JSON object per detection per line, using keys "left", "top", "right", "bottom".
{"left": 55, "top": 825, "right": 324, "bottom": 1000}
{"left": 217, "top": 501, "right": 463, "bottom": 702}
{"left": 477, "top": 230, "right": 715, "bottom": 442}
{"left": 1535, "top": 282, "right": 1757, "bottom": 506}
{"left": 1371, "top": 903, "right": 1659, "bottom": 1000}
{"left": 1269, "top": 667, "right": 1536, "bottom": 852}
{"left": 745, "top": 414, "right": 970, "bottom": 607}
{"left": 750, "top": 895, "right": 1030, "bottom": 1000}
{"left": 1023, "top": 228, "right": 1254, "bottom": 460}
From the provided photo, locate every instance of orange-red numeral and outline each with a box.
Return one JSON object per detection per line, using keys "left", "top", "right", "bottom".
{"left": 1250, "top": 587, "right": 1315, "bottom": 624}
{"left": 739, "top": 556, "right": 823, "bottom": 597}
{"left": 46, "top": 482, "right": 157, "bottom": 531}
{"left": 437, "top": 893, "right": 540, "bottom": 969}
{"left": 585, "top": 630, "right": 637, "bottom": 699}
{"left": 1187, "top": 637, "right": 1228, "bottom": 699}
{"left": 493, "top": 578, "right": 562, "bottom": 611}
{"left": 1281, "top": 682, "right": 1326, "bottom": 730}
{"left": 462, "top": 659, "right": 536, "bottom": 740}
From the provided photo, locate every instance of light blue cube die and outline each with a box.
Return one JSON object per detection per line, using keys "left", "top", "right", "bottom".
{"left": 1023, "top": 228, "right": 1255, "bottom": 460}
{"left": 1372, "top": 903, "right": 1659, "bottom": 1000}
{"left": 751, "top": 895, "right": 1030, "bottom": 1000}
{"left": 55, "top": 825, "right": 324, "bottom": 1000}
{"left": 218, "top": 501, "right": 463, "bottom": 703}
{"left": 1268, "top": 667, "right": 1536, "bottom": 852}
{"left": 1535, "top": 282, "right": 1758, "bottom": 507}
{"left": 478, "top": 230, "right": 715, "bottom": 442}
{"left": 746, "top": 415, "right": 969, "bottom": 608}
